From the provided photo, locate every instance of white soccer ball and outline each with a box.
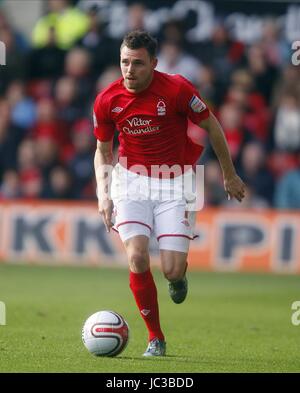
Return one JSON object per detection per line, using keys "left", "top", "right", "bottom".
{"left": 82, "top": 310, "right": 129, "bottom": 357}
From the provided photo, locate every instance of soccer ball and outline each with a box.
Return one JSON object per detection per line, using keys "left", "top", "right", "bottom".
{"left": 82, "top": 310, "right": 129, "bottom": 357}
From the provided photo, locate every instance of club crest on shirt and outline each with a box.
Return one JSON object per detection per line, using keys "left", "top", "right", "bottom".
{"left": 157, "top": 99, "right": 166, "bottom": 116}
{"left": 189, "top": 95, "right": 206, "bottom": 113}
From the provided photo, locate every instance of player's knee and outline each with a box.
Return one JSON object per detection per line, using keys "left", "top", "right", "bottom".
{"left": 128, "top": 251, "right": 148, "bottom": 272}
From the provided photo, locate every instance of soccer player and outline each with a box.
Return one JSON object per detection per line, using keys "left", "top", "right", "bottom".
{"left": 93, "top": 30, "right": 245, "bottom": 357}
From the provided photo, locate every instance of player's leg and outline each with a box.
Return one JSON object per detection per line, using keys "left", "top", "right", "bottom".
{"left": 124, "top": 234, "right": 150, "bottom": 273}
{"left": 154, "top": 200, "right": 196, "bottom": 304}
{"left": 113, "top": 197, "right": 165, "bottom": 355}
{"left": 115, "top": 208, "right": 164, "bottom": 341}
{"left": 123, "top": 234, "right": 166, "bottom": 356}
{"left": 160, "top": 249, "right": 188, "bottom": 304}
{"left": 159, "top": 249, "right": 188, "bottom": 281}
{"left": 111, "top": 166, "right": 166, "bottom": 356}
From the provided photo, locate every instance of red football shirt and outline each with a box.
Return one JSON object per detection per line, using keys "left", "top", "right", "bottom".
{"left": 93, "top": 70, "right": 210, "bottom": 175}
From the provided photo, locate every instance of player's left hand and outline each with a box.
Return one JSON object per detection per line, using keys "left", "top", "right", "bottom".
{"left": 224, "top": 173, "right": 246, "bottom": 202}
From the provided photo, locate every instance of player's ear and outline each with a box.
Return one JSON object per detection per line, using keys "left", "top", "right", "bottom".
{"left": 152, "top": 57, "right": 158, "bottom": 69}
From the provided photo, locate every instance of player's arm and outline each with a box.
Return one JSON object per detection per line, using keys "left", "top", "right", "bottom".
{"left": 199, "top": 112, "right": 245, "bottom": 202}
{"left": 94, "top": 139, "right": 114, "bottom": 232}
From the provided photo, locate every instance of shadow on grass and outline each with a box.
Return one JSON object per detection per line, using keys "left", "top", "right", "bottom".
{"left": 114, "top": 355, "right": 201, "bottom": 365}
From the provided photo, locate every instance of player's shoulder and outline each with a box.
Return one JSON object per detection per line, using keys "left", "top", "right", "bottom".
{"left": 154, "top": 70, "right": 195, "bottom": 92}
{"left": 170, "top": 73, "right": 197, "bottom": 90}
{"left": 94, "top": 77, "right": 123, "bottom": 106}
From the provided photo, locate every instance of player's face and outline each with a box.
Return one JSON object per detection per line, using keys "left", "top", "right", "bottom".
{"left": 120, "top": 46, "right": 157, "bottom": 93}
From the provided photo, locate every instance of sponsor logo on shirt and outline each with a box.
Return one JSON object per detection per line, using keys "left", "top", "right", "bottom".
{"left": 157, "top": 99, "right": 166, "bottom": 116}
{"left": 126, "top": 118, "right": 152, "bottom": 127}
{"left": 189, "top": 95, "right": 206, "bottom": 113}
{"left": 112, "top": 106, "right": 123, "bottom": 113}
{"left": 123, "top": 117, "right": 160, "bottom": 135}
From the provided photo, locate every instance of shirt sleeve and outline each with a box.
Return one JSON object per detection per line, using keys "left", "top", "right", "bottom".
{"left": 93, "top": 93, "right": 115, "bottom": 142}
{"left": 176, "top": 76, "right": 210, "bottom": 125}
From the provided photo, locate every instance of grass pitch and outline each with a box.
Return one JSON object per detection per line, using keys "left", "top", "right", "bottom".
{"left": 0, "top": 264, "right": 299, "bottom": 373}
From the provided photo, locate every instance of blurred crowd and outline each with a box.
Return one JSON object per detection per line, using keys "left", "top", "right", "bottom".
{"left": 0, "top": 0, "right": 300, "bottom": 209}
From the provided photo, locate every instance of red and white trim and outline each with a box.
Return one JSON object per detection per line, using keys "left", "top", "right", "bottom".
{"left": 157, "top": 234, "right": 199, "bottom": 241}
{"left": 113, "top": 221, "right": 152, "bottom": 233}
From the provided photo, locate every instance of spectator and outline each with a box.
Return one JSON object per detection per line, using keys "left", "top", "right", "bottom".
{"left": 77, "top": 6, "right": 119, "bottom": 77}
{"left": 194, "top": 65, "right": 220, "bottom": 108}
{"left": 64, "top": 47, "right": 94, "bottom": 109}
{"left": 32, "top": 0, "right": 89, "bottom": 50}
{"left": 35, "top": 136, "right": 61, "bottom": 190}
{"left": 272, "top": 64, "right": 300, "bottom": 109}
{"left": 228, "top": 70, "right": 271, "bottom": 143}
{"left": 239, "top": 141, "right": 275, "bottom": 205}
{"left": 27, "top": 26, "right": 66, "bottom": 80}
{"left": 0, "top": 99, "right": 23, "bottom": 178}
{"left": 216, "top": 102, "right": 253, "bottom": 164}
{"left": 6, "top": 80, "right": 37, "bottom": 131}
{"left": 273, "top": 93, "right": 300, "bottom": 153}
{"left": 193, "top": 22, "right": 245, "bottom": 84}
{"left": 0, "top": 170, "right": 21, "bottom": 199}
{"left": 68, "top": 118, "right": 95, "bottom": 199}
{"left": 223, "top": 184, "right": 269, "bottom": 209}
{"left": 127, "top": 3, "right": 148, "bottom": 32}
{"left": 274, "top": 159, "right": 300, "bottom": 210}
{"left": 0, "top": 25, "right": 27, "bottom": 93}
{"left": 158, "top": 20, "right": 186, "bottom": 48}
{"left": 260, "top": 18, "right": 290, "bottom": 68}
{"left": 41, "top": 165, "right": 74, "bottom": 199}
{"left": 266, "top": 150, "right": 299, "bottom": 180}
{"left": 96, "top": 65, "right": 121, "bottom": 94}
{"left": 204, "top": 160, "right": 225, "bottom": 206}
{"left": 54, "top": 76, "right": 83, "bottom": 125}
{"left": 157, "top": 41, "right": 201, "bottom": 83}
{"left": 0, "top": 10, "right": 29, "bottom": 53}
{"left": 17, "top": 139, "right": 42, "bottom": 199}
{"left": 31, "top": 98, "right": 69, "bottom": 152}
{"left": 246, "top": 43, "right": 278, "bottom": 104}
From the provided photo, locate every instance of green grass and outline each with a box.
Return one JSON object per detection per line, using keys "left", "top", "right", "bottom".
{"left": 0, "top": 264, "right": 300, "bottom": 372}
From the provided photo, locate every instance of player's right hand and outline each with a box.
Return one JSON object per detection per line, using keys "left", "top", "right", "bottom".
{"left": 98, "top": 199, "right": 114, "bottom": 233}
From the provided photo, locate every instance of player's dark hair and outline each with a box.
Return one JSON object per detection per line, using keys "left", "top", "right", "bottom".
{"left": 121, "top": 30, "right": 158, "bottom": 58}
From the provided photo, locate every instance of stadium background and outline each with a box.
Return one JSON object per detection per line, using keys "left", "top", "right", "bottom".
{"left": 0, "top": 0, "right": 299, "bottom": 272}
{"left": 0, "top": 0, "right": 300, "bottom": 374}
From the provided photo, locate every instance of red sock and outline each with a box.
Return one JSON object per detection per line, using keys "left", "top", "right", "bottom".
{"left": 129, "top": 269, "right": 165, "bottom": 342}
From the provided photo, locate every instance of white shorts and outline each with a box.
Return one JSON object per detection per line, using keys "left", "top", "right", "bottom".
{"left": 110, "top": 164, "right": 197, "bottom": 253}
